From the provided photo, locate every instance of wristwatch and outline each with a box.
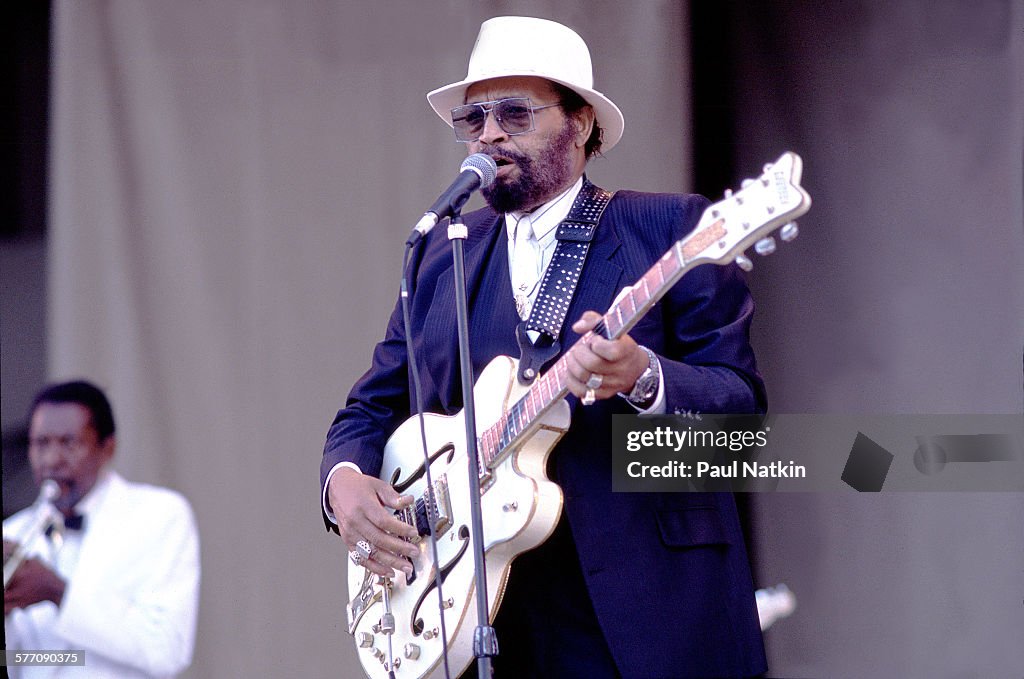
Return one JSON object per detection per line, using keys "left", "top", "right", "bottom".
{"left": 624, "top": 345, "right": 661, "bottom": 409}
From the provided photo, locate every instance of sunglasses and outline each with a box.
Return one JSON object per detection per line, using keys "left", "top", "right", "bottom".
{"left": 450, "top": 97, "right": 562, "bottom": 143}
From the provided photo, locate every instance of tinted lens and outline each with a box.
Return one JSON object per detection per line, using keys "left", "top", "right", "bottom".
{"left": 452, "top": 104, "right": 487, "bottom": 141}
{"left": 493, "top": 99, "right": 534, "bottom": 134}
{"left": 450, "top": 98, "right": 536, "bottom": 142}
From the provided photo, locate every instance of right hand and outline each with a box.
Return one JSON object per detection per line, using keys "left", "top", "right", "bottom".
{"left": 328, "top": 468, "right": 419, "bottom": 578}
{"left": 3, "top": 540, "right": 66, "bottom": 614}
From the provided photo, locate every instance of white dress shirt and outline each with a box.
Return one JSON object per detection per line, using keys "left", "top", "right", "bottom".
{"left": 506, "top": 177, "right": 583, "bottom": 321}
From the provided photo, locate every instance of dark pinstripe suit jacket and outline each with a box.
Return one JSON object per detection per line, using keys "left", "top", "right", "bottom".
{"left": 322, "top": 187, "right": 768, "bottom": 677}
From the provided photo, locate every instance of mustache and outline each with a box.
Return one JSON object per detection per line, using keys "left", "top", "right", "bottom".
{"left": 476, "top": 144, "right": 532, "bottom": 168}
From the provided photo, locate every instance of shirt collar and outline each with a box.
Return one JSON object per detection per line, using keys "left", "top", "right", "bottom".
{"left": 505, "top": 176, "right": 584, "bottom": 245}
{"left": 71, "top": 468, "right": 115, "bottom": 519}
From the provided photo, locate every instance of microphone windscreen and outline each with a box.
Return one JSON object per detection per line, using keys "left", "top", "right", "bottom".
{"left": 461, "top": 153, "right": 498, "bottom": 188}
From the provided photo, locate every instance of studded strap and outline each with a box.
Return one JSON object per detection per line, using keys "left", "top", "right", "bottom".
{"left": 516, "top": 179, "right": 614, "bottom": 384}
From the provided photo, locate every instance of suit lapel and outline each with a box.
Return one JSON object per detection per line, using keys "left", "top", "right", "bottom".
{"left": 69, "top": 471, "right": 122, "bottom": 584}
{"left": 424, "top": 210, "right": 505, "bottom": 412}
{"left": 462, "top": 210, "right": 504, "bottom": 299}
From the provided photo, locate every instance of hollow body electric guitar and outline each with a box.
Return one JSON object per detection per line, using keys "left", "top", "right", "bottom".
{"left": 346, "top": 152, "right": 812, "bottom": 678}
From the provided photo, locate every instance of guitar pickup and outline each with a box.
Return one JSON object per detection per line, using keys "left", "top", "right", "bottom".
{"left": 414, "top": 474, "right": 453, "bottom": 538}
{"left": 395, "top": 504, "right": 421, "bottom": 544}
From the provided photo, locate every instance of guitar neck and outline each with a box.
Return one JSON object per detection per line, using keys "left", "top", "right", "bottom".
{"left": 597, "top": 220, "right": 724, "bottom": 341}
{"left": 479, "top": 226, "right": 712, "bottom": 470}
{"left": 478, "top": 150, "right": 811, "bottom": 473}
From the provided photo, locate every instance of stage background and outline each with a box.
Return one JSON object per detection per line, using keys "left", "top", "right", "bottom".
{"left": 2, "top": 1, "right": 1022, "bottom": 677}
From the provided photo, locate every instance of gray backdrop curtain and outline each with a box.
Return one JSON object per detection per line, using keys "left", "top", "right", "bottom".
{"left": 47, "top": 2, "right": 690, "bottom": 677}
{"left": 734, "top": 2, "right": 1024, "bottom": 677}
{"left": 37, "top": 0, "right": 1024, "bottom": 677}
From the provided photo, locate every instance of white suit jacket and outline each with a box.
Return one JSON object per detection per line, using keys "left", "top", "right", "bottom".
{"left": 4, "top": 471, "right": 200, "bottom": 678}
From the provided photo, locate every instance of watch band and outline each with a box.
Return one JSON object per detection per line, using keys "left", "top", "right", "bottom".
{"left": 624, "top": 345, "right": 660, "bottom": 409}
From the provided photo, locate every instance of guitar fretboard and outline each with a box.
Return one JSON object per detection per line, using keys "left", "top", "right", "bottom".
{"left": 477, "top": 231, "right": 706, "bottom": 472}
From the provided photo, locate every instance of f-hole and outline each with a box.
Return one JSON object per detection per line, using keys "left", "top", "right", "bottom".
{"left": 411, "top": 524, "right": 470, "bottom": 636}
{"left": 394, "top": 443, "right": 456, "bottom": 493}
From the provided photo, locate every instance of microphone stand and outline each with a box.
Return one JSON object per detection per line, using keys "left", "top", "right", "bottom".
{"left": 447, "top": 211, "right": 497, "bottom": 678}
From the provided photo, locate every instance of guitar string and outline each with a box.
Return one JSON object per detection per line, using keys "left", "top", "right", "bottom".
{"left": 479, "top": 249, "right": 685, "bottom": 471}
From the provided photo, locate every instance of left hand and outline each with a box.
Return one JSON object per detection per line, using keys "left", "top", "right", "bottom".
{"left": 3, "top": 540, "right": 66, "bottom": 615}
{"left": 565, "top": 311, "right": 649, "bottom": 403}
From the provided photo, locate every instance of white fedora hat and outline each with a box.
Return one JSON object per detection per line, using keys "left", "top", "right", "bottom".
{"left": 426, "top": 16, "right": 625, "bottom": 152}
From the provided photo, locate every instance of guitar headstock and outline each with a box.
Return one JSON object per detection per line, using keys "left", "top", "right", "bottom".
{"left": 679, "top": 152, "right": 811, "bottom": 271}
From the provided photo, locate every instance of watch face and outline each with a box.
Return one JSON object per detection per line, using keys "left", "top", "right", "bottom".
{"left": 635, "top": 375, "right": 658, "bottom": 400}
{"left": 628, "top": 347, "right": 660, "bottom": 404}
{"left": 629, "top": 373, "right": 657, "bottom": 403}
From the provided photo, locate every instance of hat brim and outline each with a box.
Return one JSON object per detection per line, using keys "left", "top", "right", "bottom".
{"left": 427, "top": 75, "right": 624, "bottom": 153}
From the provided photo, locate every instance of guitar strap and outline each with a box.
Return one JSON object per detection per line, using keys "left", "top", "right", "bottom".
{"left": 515, "top": 179, "right": 614, "bottom": 385}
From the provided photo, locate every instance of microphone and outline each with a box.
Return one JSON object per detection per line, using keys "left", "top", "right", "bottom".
{"left": 408, "top": 153, "right": 498, "bottom": 244}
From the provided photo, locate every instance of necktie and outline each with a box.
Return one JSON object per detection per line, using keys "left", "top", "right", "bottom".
{"left": 510, "top": 216, "right": 540, "bottom": 319}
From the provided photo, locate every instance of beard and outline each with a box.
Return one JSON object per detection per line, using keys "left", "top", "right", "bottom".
{"left": 478, "top": 121, "right": 577, "bottom": 214}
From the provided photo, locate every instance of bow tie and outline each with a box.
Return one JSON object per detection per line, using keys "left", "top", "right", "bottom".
{"left": 46, "top": 513, "right": 85, "bottom": 535}
{"left": 64, "top": 513, "right": 85, "bottom": 531}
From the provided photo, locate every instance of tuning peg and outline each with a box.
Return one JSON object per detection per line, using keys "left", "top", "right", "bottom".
{"left": 724, "top": 188, "right": 733, "bottom": 198}
{"left": 763, "top": 163, "right": 772, "bottom": 174}
{"left": 741, "top": 178, "right": 755, "bottom": 189}
{"left": 780, "top": 222, "right": 799, "bottom": 242}
{"left": 735, "top": 254, "right": 754, "bottom": 272}
{"left": 754, "top": 237, "right": 777, "bottom": 256}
